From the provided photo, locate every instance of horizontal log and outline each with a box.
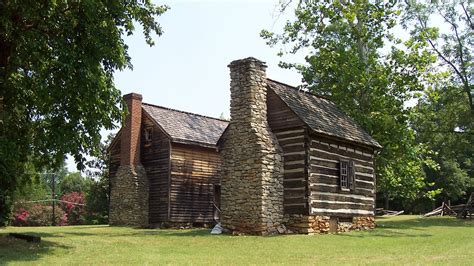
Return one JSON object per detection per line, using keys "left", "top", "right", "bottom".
{"left": 310, "top": 147, "right": 373, "bottom": 167}
{"left": 283, "top": 180, "right": 307, "bottom": 188}
{"left": 310, "top": 143, "right": 373, "bottom": 163}
{"left": 310, "top": 208, "right": 374, "bottom": 216}
{"left": 310, "top": 193, "right": 374, "bottom": 205}
{"left": 171, "top": 172, "right": 218, "bottom": 179}
{"left": 282, "top": 145, "right": 305, "bottom": 153}
{"left": 310, "top": 200, "right": 374, "bottom": 211}
{"left": 355, "top": 174, "right": 374, "bottom": 182}
{"left": 311, "top": 138, "right": 373, "bottom": 156}
{"left": 285, "top": 160, "right": 305, "bottom": 166}
{"left": 275, "top": 131, "right": 305, "bottom": 140}
{"left": 284, "top": 205, "right": 309, "bottom": 215}
{"left": 284, "top": 167, "right": 305, "bottom": 173}
{"left": 281, "top": 142, "right": 305, "bottom": 149}
{"left": 284, "top": 172, "right": 306, "bottom": 179}
{"left": 171, "top": 157, "right": 220, "bottom": 166}
{"left": 169, "top": 218, "right": 214, "bottom": 223}
{"left": 279, "top": 138, "right": 305, "bottom": 146}
{"left": 284, "top": 189, "right": 307, "bottom": 199}
{"left": 274, "top": 129, "right": 305, "bottom": 136}
{"left": 310, "top": 180, "right": 375, "bottom": 193}
{"left": 311, "top": 167, "right": 338, "bottom": 176}
{"left": 284, "top": 154, "right": 306, "bottom": 161}
{"left": 284, "top": 197, "right": 308, "bottom": 205}
{"left": 310, "top": 159, "right": 337, "bottom": 168}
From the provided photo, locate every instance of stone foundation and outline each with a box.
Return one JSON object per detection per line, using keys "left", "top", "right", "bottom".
{"left": 284, "top": 215, "right": 375, "bottom": 234}
{"left": 109, "top": 165, "right": 149, "bottom": 227}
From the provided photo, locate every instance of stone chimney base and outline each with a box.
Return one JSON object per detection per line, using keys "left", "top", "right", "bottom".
{"left": 220, "top": 57, "right": 285, "bottom": 235}
{"left": 109, "top": 165, "right": 149, "bottom": 227}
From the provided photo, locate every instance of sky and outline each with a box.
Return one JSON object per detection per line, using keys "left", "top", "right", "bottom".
{"left": 66, "top": 0, "right": 304, "bottom": 172}
{"left": 115, "top": 0, "right": 303, "bottom": 118}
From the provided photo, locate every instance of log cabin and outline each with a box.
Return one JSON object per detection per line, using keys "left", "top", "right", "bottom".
{"left": 109, "top": 57, "right": 381, "bottom": 234}
{"left": 108, "top": 97, "right": 227, "bottom": 227}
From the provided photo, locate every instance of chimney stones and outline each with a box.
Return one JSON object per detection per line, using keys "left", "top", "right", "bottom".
{"left": 220, "top": 57, "right": 284, "bottom": 235}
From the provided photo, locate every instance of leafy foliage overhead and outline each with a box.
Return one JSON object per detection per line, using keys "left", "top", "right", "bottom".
{"left": 402, "top": 0, "right": 473, "bottom": 113}
{"left": 0, "top": 0, "right": 168, "bottom": 225}
{"left": 261, "top": 0, "right": 439, "bottom": 205}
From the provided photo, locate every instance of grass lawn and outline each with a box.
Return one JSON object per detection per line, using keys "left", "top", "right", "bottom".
{"left": 0, "top": 215, "right": 473, "bottom": 265}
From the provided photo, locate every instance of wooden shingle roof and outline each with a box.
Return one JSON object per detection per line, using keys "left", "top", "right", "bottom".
{"left": 267, "top": 79, "right": 381, "bottom": 148}
{"left": 142, "top": 103, "right": 229, "bottom": 148}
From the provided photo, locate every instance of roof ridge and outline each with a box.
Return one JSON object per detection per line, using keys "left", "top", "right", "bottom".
{"left": 142, "top": 102, "right": 229, "bottom": 122}
{"left": 266, "top": 78, "right": 331, "bottom": 101}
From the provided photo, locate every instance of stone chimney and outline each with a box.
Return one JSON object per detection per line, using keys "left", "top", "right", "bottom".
{"left": 109, "top": 93, "right": 149, "bottom": 227}
{"left": 220, "top": 57, "right": 284, "bottom": 235}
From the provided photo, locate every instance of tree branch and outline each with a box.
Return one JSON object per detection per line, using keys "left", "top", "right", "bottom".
{"left": 460, "top": 2, "right": 474, "bottom": 31}
{"left": 417, "top": 130, "right": 474, "bottom": 135}
{"left": 417, "top": 13, "right": 473, "bottom": 111}
{"left": 437, "top": 6, "right": 469, "bottom": 86}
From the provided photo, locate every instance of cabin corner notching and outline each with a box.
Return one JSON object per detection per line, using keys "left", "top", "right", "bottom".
{"left": 108, "top": 57, "right": 381, "bottom": 235}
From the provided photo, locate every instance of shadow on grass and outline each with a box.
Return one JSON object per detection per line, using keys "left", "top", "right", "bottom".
{"left": 0, "top": 235, "right": 71, "bottom": 264}
{"left": 336, "top": 228, "right": 433, "bottom": 238}
{"left": 376, "top": 216, "right": 473, "bottom": 230}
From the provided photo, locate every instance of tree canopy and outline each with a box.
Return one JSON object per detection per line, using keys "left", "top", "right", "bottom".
{"left": 262, "top": 0, "right": 473, "bottom": 209}
{"left": 0, "top": 0, "right": 167, "bottom": 225}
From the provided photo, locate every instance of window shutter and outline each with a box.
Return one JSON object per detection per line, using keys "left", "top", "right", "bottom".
{"left": 348, "top": 160, "right": 355, "bottom": 190}
{"left": 340, "top": 159, "right": 348, "bottom": 190}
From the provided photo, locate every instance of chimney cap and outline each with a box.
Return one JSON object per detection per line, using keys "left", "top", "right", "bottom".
{"left": 228, "top": 57, "right": 267, "bottom": 69}
{"left": 123, "top": 92, "right": 143, "bottom": 101}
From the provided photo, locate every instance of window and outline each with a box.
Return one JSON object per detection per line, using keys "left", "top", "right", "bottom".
{"left": 144, "top": 127, "right": 153, "bottom": 142}
{"left": 340, "top": 159, "right": 355, "bottom": 190}
{"left": 340, "top": 160, "right": 349, "bottom": 190}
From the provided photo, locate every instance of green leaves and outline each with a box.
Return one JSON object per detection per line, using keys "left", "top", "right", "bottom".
{"left": 262, "top": 0, "right": 440, "bottom": 206}
{"left": 0, "top": 0, "right": 167, "bottom": 225}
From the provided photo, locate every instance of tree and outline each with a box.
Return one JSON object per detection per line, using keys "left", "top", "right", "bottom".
{"left": 412, "top": 80, "right": 473, "bottom": 205}
{"left": 261, "top": 0, "right": 439, "bottom": 208}
{"left": 0, "top": 1, "right": 168, "bottom": 225}
{"left": 84, "top": 133, "right": 115, "bottom": 224}
{"left": 402, "top": 1, "right": 473, "bottom": 112}
{"left": 401, "top": 1, "right": 473, "bottom": 208}
{"left": 60, "top": 172, "right": 92, "bottom": 195}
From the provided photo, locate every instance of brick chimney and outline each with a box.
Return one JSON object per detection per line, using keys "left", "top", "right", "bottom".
{"left": 220, "top": 57, "right": 284, "bottom": 235}
{"left": 109, "top": 92, "right": 149, "bottom": 227}
{"left": 120, "top": 93, "right": 143, "bottom": 166}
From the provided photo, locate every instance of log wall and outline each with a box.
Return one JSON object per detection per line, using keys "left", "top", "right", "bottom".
{"left": 308, "top": 134, "right": 376, "bottom": 217}
{"left": 169, "top": 143, "right": 221, "bottom": 223}
{"left": 267, "top": 89, "right": 305, "bottom": 130}
{"left": 267, "top": 87, "right": 309, "bottom": 215}
{"left": 273, "top": 128, "right": 309, "bottom": 215}
{"left": 141, "top": 115, "right": 170, "bottom": 224}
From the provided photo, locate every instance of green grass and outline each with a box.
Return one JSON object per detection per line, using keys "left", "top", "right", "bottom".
{"left": 0, "top": 216, "right": 473, "bottom": 265}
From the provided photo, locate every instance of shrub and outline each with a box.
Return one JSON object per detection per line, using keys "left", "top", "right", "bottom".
{"left": 12, "top": 208, "right": 29, "bottom": 226}
{"left": 60, "top": 192, "right": 86, "bottom": 225}
{"left": 11, "top": 204, "right": 67, "bottom": 226}
{"left": 85, "top": 178, "right": 109, "bottom": 224}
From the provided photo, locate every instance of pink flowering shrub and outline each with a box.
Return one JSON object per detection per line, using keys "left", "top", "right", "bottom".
{"left": 11, "top": 205, "right": 67, "bottom": 226}
{"left": 12, "top": 208, "right": 29, "bottom": 226}
{"left": 60, "top": 192, "right": 86, "bottom": 225}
